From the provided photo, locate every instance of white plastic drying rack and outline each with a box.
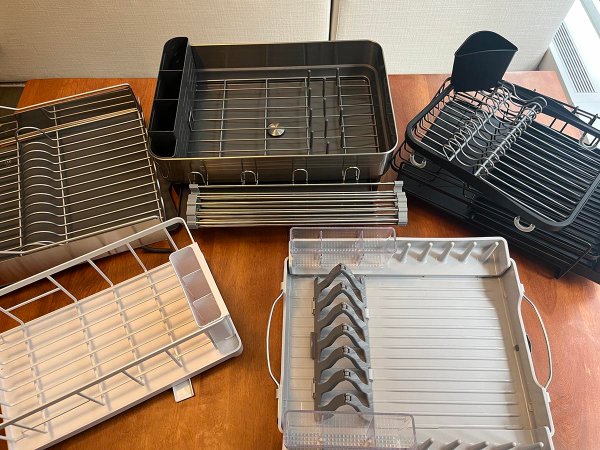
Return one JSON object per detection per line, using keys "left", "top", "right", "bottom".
{"left": 0, "top": 217, "right": 242, "bottom": 450}
{"left": 272, "top": 228, "right": 554, "bottom": 450}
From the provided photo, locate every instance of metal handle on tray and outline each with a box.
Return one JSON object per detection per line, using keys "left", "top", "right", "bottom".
{"left": 521, "top": 294, "right": 553, "bottom": 390}
{"left": 267, "top": 290, "right": 284, "bottom": 388}
{"left": 409, "top": 153, "right": 427, "bottom": 169}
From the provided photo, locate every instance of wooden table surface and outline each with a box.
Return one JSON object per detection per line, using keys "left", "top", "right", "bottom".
{"left": 9, "top": 72, "right": 600, "bottom": 449}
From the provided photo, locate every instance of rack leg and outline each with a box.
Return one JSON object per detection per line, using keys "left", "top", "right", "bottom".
{"left": 172, "top": 378, "right": 195, "bottom": 402}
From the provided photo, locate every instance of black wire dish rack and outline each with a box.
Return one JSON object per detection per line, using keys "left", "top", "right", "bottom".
{"left": 403, "top": 78, "right": 600, "bottom": 232}
{"left": 395, "top": 31, "right": 600, "bottom": 281}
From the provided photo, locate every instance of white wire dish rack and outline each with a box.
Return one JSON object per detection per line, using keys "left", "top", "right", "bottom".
{"left": 0, "top": 218, "right": 242, "bottom": 449}
{"left": 0, "top": 84, "right": 165, "bottom": 284}
{"left": 272, "top": 228, "right": 554, "bottom": 450}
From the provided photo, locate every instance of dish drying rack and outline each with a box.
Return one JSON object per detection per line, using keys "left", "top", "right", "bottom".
{"left": 400, "top": 155, "right": 600, "bottom": 283}
{"left": 0, "top": 84, "right": 166, "bottom": 283}
{"left": 0, "top": 218, "right": 241, "bottom": 449}
{"left": 395, "top": 31, "right": 600, "bottom": 282}
{"left": 272, "top": 227, "right": 554, "bottom": 450}
{"left": 148, "top": 38, "right": 398, "bottom": 184}
{"left": 404, "top": 78, "right": 600, "bottom": 232}
{"left": 147, "top": 38, "right": 405, "bottom": 227}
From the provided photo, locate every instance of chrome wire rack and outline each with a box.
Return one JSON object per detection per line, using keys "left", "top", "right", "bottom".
{"left": 0, "top": 85, "right": 164, "bottom": 282}
{"left": 185, "top": 168, "right": 407, "bottom": 228}
{"left": 405, "top": 79, "right": 600, "bottom": 231}
{"left": 0, "top": 218, "right": 241, "bottom": 450}
{"left": 188, "top": 70, "right": 380, "bottom": 157}
{"left": 186, "top": 181, "right": 407, "bottom": 227}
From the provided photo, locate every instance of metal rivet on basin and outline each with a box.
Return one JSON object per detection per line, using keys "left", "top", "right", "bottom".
{"left": 267, "top": 122, "right": 285, "bottom": 137}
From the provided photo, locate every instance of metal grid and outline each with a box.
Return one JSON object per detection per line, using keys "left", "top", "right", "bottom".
{"left": 408, "top": 80, "right": 600, "bottom": 226}
{"left": 186, "top": 181, "right": 407, "bottom": 227}
{"left": 188, "top": 70, "right": 380, "bottom": 157}
{"left": 0, "top": 85, "right": 163, "bottom": 261}
{"left": 0, "top": 218, "right": 239, "bottom": 449}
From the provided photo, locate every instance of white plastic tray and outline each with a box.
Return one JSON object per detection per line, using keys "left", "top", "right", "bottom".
{"left": 276, "top": 228, "right": 554, "bottom": 450}
{"left": 0, "top": 218, "right": 242, "bottom": 449}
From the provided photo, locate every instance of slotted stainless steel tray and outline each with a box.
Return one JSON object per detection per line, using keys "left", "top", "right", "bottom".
{"left": 272, "top": 228, "right": 554, "bottom": 450}
{"left": 148, "top": 39, "right": 398, "bottom": 183}
{"left": 0, "top": 85, "right": 165, "bottom": 283}
{"left": 0, "top": 218, "right": 242, "bottom": 449}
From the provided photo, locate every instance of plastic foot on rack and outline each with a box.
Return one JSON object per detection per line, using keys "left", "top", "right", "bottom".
{"left": 172, "top": 378, "right": 195, "bottom": 402}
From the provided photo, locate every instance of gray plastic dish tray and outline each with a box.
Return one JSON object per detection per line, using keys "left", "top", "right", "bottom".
{"left": 277, "top": 228, "right": 554, "bottom": 450}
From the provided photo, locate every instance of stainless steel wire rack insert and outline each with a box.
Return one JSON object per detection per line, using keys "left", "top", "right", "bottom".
{"left": 148, "top": 39, "right": 398, "bottom": 183}
{"left": 185, "top": 178, "right": 407, "bottom": 227}
{"left": 405, "top": 78, "right": 600, "bottom": 232}
{"left": 0, "top": 84, "right": 165, "bottom": 284}
{"left": 188, "top": 71, "right": 379, "bottom": 157}
{"left": 0, "top": 218, "right": 242, "bottom": 450}
{"left": 273, "top": 228, "right": 554, "bottom": 450}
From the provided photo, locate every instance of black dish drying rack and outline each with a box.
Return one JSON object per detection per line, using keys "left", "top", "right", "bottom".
{"left": 395, "top": 30, "right": 600, "bottom": 281}
{"left": 399, "top": 156, "right": 600, "bottom": 281}
{"left": 403, "top": 79, "right": 600, "bottom": 232}
{"left": 397, "top": 78, "right": 600, "bottom": 281}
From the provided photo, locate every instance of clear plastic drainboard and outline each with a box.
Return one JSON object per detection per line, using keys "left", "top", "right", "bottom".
{"left": 289, "top": 227, "right": 397, "bottom": 272}
{"left": 284, "top": 410, "right": 416, "bottom": 450}
{"left": 280, "top": 228, "right": 554, "bottom": 450}
{"left": 0, "top": 218, "right": 242, "bottom": 450}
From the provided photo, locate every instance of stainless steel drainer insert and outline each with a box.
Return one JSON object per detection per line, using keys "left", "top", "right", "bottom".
{"left": 188, "top": 70, "right": 380, "bottom": 157}
{"left": 0, "top": 84, "right": 165, "bottom": 283}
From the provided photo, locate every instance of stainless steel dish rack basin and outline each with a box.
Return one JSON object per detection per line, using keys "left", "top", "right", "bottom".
{"left": 272, "top": 228, "right": 554, "bottom": 450}
{"left": 0, "top": 218, "right": 242, "bottom": 449}
{"left": 148, "top": 38, "right": 398, "bottom": 183}
{"left": 0, "top": 85, "right": 166, "bottom": 284}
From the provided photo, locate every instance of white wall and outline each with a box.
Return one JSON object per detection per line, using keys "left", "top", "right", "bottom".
{"left": 332, "top": 0, "right": 574, "bottom": 73}
{"left": 0, "top": 0, "right": 331, "bottom": 81}
{"left": 0, "top": 0, "right": 575, "bottom": 81}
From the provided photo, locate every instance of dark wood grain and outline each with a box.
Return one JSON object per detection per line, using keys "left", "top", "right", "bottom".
{"left": 5, "top": 73, "right": 598, "bottom": 450}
